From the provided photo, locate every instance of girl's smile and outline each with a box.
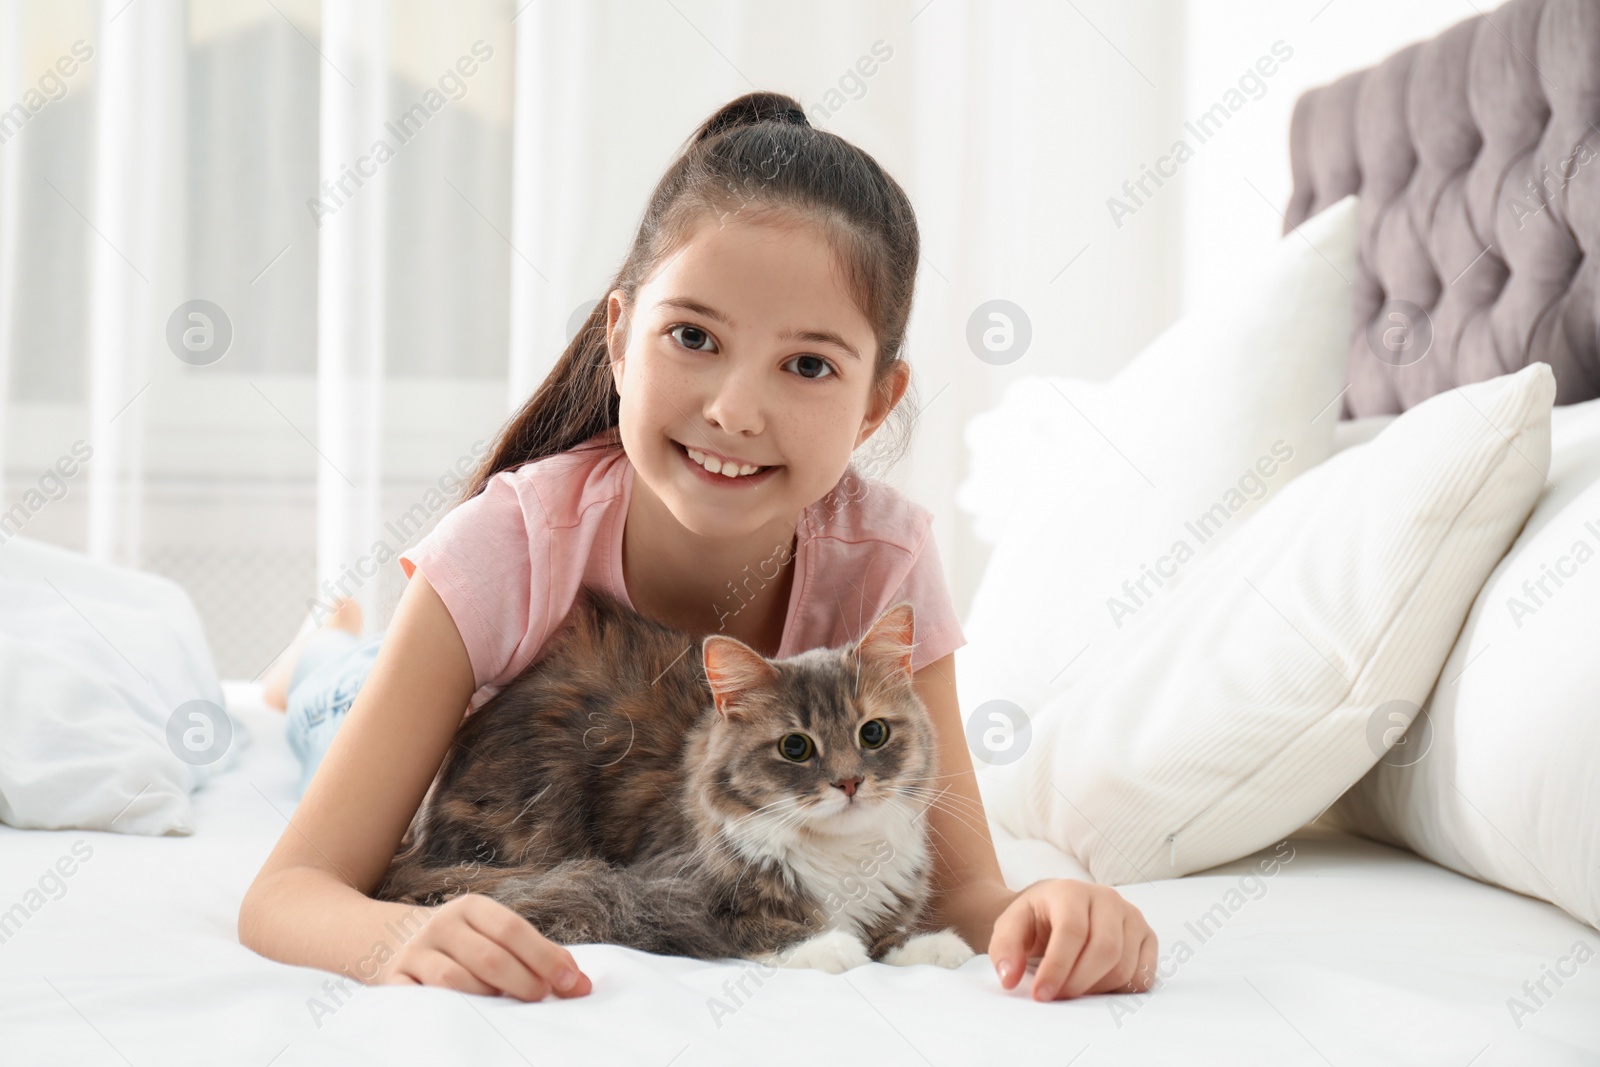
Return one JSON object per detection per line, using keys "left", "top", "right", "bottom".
{"left": 671, "top": 438, "right": 783, "bottom": 488}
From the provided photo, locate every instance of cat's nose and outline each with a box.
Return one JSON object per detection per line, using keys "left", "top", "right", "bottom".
{"left": 832, "top": 776, "right": 862, "bottom": 798}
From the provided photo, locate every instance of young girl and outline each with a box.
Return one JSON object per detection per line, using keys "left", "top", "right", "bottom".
{"left": 239, "top": 91, "right": 1157, "bottom": 1004}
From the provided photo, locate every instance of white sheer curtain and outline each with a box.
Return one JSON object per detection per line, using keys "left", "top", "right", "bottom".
{"left": 316, "top": 0, "right": 388, "bottom": 636}
{"left": 0, "top": 0, "right": 1187, "bottom": 679}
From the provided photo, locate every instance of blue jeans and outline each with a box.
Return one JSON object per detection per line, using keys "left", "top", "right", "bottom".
{"left": 284, "top": 630, "right": 385, "bottom": 798}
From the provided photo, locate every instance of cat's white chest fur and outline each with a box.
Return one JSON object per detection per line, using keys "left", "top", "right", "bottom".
{"left": 729, "top": 801, "right": 928, "bottom": 936}
{"left": 784, "top": 808, "right": 927, "bottom": 936}
{"left": 730, "top": 803, "right": 977, "bottom": 973}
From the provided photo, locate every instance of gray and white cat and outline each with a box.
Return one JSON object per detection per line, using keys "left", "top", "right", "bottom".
{"left": 374, "top": 584, "right": 975, "bottom": 973}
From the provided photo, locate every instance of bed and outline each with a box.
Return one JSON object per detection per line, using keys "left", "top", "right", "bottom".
{"left": 0, "top": 684, "right": 1592, "bottom": 1065}
{"left": 5, "top": 0, "right": 1600, "bottom": 1063}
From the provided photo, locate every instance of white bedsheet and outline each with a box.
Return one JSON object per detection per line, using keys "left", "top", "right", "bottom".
{"left": 1, "top": 682, "right": 1595, "bottom": 1066}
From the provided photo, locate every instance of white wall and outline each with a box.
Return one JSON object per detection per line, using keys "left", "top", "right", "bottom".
{"left": 1177, "top": 0, "right": 1477, "bottom": 316}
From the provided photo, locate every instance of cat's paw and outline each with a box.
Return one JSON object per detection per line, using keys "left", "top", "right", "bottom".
{"left": 757, "top": 929, "right": 872, "bottom": 974}
{"left": 882, "top": 929, "right": 976, "bottom": 969}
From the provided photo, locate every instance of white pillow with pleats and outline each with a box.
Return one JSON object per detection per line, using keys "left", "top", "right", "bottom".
{"left": 978, "top": 361, "right": 1556, "bottom": 884}
{"left": 1324, "top": 395, "right": 1600, "bottom": 930}
{"left": 955, "top": 195, "right": 1359, "bottom": 723}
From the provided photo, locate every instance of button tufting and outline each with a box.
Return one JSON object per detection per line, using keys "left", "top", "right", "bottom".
{"left": 1285, "top": 0, "right": 1600, "bottom": 416}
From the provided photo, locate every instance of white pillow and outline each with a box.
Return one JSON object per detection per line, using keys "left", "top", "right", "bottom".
{"left": 0, "top": 536, "right": 240, "bottom": 835}
{"left": 978, "top": 361, "right": 1556, "bottom": 884}
{"left": 1324, "top": 395, "right": 1600, "bottom": 930}
{"left": 1332, "top": 414, "right": 1396, "bottom": 452}
{"left": 955, "top": 194, "right": 1359, "bottom": 720}
{"left": 958, "top": 379, "right": 1107, "bottom": 549}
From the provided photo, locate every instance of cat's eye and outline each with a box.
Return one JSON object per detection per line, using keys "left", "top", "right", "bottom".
{"left": 778, "top": 733, "right": 814, "bottom": 761}
{"left": 859, "top": 719, "right": 890, "bottom": 749}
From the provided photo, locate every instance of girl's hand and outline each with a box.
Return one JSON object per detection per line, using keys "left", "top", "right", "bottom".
{"left": 988, "top": 879, "right": 1158, "bottom": 1001}
{"left": 370, "top": 893, "right": 593, "bottom": 1001}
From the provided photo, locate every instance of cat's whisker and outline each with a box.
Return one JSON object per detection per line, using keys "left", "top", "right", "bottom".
{"left": 892, "top": 782, "right": 991, "bottom": 818}
{"left": 893, "top": 784, "right": 992, "bottom": 825}
{"left": 663, "top": 795, "right": 804, "bottom": 884}
{"left": 896, "top": 790, "right": 979, "bottom": 831}
{"left": 507, "top": 785, "right": 551, "bottom": 826}
{"left": 892, "top": 787, "right": 994, "bottom": 839}
{"left": 714, "top": 797, "right": 805, "bottom": 851}
{"left": 904, "top": 809, "right": 991, "bottom": 863}
{"left": 893, "top": 770, "right": 972, "bottom": 785}
{"left": 886, "top": 796, "right": 972, "bottom": 868}
{"left": 892, "top": 776, "right": 987, "bottom": 801}
{"left": 726, "top": 795, "right": 804, "bottom": 827}
{"left": 662, "top": 830, "right": 732, "bottom": 884}
{"left": 737, "top": 800, "right": 810, "bottom": 848}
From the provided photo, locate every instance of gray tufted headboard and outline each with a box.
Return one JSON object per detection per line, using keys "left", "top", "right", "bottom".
{"left": 1283, "top": 0, "right": 1600, "bottom": 418}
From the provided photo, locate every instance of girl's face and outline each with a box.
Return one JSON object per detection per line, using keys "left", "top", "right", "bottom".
{"left": 607, "top": 215, "right": 906, "bottom": 542}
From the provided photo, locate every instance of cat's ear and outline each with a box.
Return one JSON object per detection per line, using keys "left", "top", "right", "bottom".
{"left": 702, "top": 636, "right": 778, "bottom": 719}
{"left": 853, "top": 601, "right": 915, "bottom": 680}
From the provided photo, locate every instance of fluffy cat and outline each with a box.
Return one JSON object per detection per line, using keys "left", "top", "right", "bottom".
{"left": 373, "top": 584, "right": 975, "bottom": 973}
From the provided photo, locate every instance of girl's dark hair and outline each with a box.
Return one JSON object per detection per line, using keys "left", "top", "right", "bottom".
{"left": 459, "top": 90, "right": 920, "bottom": 503}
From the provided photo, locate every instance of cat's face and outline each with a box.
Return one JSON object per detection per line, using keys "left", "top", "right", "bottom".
{"left": 698, "top": 602, "right": 938, "bottom": 836}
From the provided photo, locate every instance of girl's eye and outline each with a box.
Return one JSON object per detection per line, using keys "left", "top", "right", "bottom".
{"left": 859, "top": 719, "right": 889, "bottom": 749}
{"left": 667, "top": 324, "right": 834, "bottom": 379}
{"left": 668, "top": 324, "right": 718, "bottom": 352}
{"left": 783, "top": 354, "right": 836, "bottom": 380}
{"left": 778, "top": 733, "right": 814, "bottom": 762}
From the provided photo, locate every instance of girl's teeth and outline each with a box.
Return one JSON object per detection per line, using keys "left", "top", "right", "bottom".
{"left": 685, "top": 446, "right": 760, "bottom": 477}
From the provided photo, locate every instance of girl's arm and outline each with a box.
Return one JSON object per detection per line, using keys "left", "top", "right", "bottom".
{"left": 237, "top": 571, "right": 591, "bottom": 1000}
{"left": 911, "top": 652, "right": 1158, "bottom": 1000}
{"left": 909, "top": 652, "right": 1013, "bottom": 947}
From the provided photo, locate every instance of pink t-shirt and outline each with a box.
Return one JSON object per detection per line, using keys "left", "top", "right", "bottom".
{"left": 398, "top": 428, "right": 967, "bottom": 717}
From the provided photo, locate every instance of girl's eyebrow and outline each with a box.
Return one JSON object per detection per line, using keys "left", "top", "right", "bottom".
{"left": 657, "top": 296, "right": 862, "bottom": 362}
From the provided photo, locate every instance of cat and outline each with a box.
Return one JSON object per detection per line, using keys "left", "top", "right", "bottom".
{"left": 373, "top": 584, "right": 976, "bottom": 974}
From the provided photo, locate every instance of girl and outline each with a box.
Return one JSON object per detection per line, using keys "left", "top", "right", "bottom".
{"left": 239, "top": 91, "right": 1158, "bottom": 1004}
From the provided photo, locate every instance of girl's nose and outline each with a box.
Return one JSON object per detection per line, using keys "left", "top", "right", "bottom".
{"left": 703, "top": 368, "right": 765, "bottom": 436}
